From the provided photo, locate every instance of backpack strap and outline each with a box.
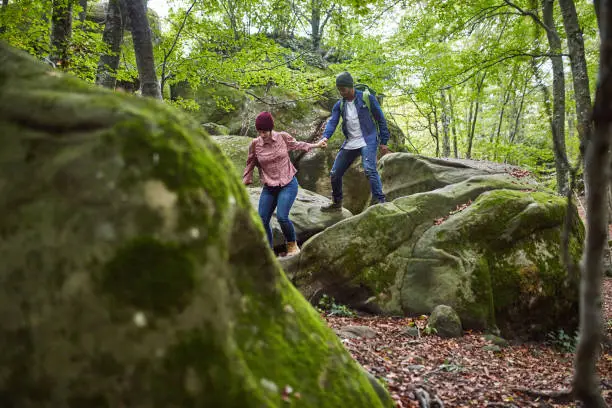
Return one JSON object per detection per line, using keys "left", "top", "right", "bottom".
{"left": 362, "top": 90, "right": 380, "bottom": 139}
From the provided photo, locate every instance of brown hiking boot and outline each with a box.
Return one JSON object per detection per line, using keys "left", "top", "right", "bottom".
{"left": 320, "top": 200, "right": 343, "bottom": 212}
{"left": 284, "top": 241, "right": 301, "bottom": 257}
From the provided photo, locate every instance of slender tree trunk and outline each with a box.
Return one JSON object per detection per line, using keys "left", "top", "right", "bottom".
{"left": 558, "top": 0, "right": 593, "bottom": 200}
{"left": 311, "top": 0, "right": 321, "bottom": 49}
{"left": 96, "top": 0, "right": 125, "bottom": 89}
{"left": 543, "top": 0, "right": 569, "bottom": 194}
{"left": 50, "top": 0, "right": 74, "bottom": 68}
{"left": 494, "top": 78, "right": 513, "bottom": 143}
{"left": 492, "top": 79, "right": 513, "bottom": 160}
{"left": 449, "top": 90, "right": 458, "bottom": 158}
{"left": 0, "top": 0, "right": 9, "bottom": 34}
{"left": 440, "top": 90, "right": 451, "bottom": 157}
{"left": 466, "top": 73, "right": 486, "bottom": 159}
{"left": 466, "top": 99, "right": 474, "bottom": 159}
{"left": 124, "top": 0, "right": 161, "bottom": 99}
{"left": 78, "top": 0, "right": 87, "bottom": 22}
{"left": 558, "top": 0, "right": 592, "bottom": 149}
{"left": 572, "top": 3, "right": 611, "bottom": 406}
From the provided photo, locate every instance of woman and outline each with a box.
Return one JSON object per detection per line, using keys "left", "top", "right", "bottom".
{"left": 243, "top": 111, "right": 327, "bottom": 256}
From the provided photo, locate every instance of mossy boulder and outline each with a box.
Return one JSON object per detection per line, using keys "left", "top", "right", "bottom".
{"left": 202, "top": 122, "right": 230, "bottom": 135}
{"left": 246, "top": 187, "right": 352, "bottom": 249}
{"left": 211, "top": 135, "right": 259, "bottom": 185}
{"left": 0, "top": 44, "right": 393, "bottom": 407}
{"left": 288, "top": 174, "right": 582, "bottom": 337}
{"left": 427, "top": 305, "right": 462, "bottom": 338}
{"left": 378, "top": 153, "right": 539, "bottom": 202}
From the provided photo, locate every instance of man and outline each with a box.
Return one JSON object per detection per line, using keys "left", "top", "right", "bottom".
{"left": 320, "top": 71, "right": 391, "bottom": 212}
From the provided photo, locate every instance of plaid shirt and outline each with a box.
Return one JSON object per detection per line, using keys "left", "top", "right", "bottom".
{"left": 242, "top": 131, "right": 314, "bottom": 187}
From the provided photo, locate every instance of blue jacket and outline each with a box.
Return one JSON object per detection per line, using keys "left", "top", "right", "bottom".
{"left": 322, "top": 90, "right": 391, "bottom": 148}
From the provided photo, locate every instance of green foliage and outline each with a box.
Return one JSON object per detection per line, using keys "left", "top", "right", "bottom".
{"left": 168, "top": 96, "right": 201, "bottom": 113}
{"left": 316, "top": 294, "right": 356, "bottom": 317}
{"left": 546, "top": 329, "right": 579, "bottom": 354}
{"left": 423, "top": 325, "right": 438, "bottom": 336}
{"left": 1, "top": 0, "right": 599, "bottom": 181}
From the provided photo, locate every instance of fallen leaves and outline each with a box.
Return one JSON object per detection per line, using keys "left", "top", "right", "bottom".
{"left": 508, "top": 168, "right": 532, "bottom": 178}
{"left": 324, "top": 279, "right": 612, "bottom": 407}
{"left": 434, "top": 200, "right": 473, "bottom": 225}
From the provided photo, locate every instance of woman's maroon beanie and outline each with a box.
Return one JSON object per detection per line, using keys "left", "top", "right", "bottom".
{"left": 255, "top": 111, "right": 274, "bottom": 131}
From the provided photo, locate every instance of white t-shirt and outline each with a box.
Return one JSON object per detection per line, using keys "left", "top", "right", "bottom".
{"left": 343, "top": 100, "right": 367, "bottom": 150}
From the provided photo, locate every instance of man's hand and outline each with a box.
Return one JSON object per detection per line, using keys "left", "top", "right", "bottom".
{"left": 380, "top": 144, "right": 390, "bottom": 156}
{"left": 316, "top": 139, "right": 328, "bottom": 149}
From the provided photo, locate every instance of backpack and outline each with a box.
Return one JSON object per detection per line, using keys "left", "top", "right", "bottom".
{"left": 339, "top": 83, "right": 382, "bottom": 136}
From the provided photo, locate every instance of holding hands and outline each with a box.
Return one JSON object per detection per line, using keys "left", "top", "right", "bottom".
{"left": 314, "top": 139, "right": 328, "bottom": 149}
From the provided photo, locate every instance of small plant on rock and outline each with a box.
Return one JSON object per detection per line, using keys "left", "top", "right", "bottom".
{"left": 546, "top": 329, "right": 579, "bottom": 353}
{"left": 317, "top": 294, "right": 356, "bottom": 317}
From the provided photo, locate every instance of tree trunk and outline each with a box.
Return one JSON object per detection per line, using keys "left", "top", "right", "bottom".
{"left": 96, "top": 0, "right": 125, "bottom": 89}
{"left": 572, "top": 3, "right": 610, "bottom": 406}
{"left": 509, "top": 76, "right": 528, "bottom": 144}
{"left": 311, "top": 0, "right": 321, "bottom": 49}
{"left": 0, "top": 0, "right": 9, "bottom": 34}
{"left": 449, "top": 90, "right": 458, "bottom": 158}
{"left": 559, "top": 0, "right": 592, "bottom": 147}
{"left": 466, "top": 100, "right": 474, "bottom": 159}
{"left": 558, "top": 0, "right": 593, "bottom": 200}
{"left": 440, "top": 90, "right": 451, "bottom": 157}
{"left": 492, "top": 78, "right": 513, "bottom": 160}
{"left": 78, "top": 0, "right": 87, "bottom": 22}
{"left": 50, "top": 0, "right": 74, "bottom": 68}
{"left": 124, "top": 0, "right": 161, "bottom": 99}
{"left": 432, "top": 103, "right": 440, "bottom": 157}
{"left": 466, "top": 73, "right": 486, "bottom": 159}
{"left": 543, "top": 0, "right": 569, "bottom": 194}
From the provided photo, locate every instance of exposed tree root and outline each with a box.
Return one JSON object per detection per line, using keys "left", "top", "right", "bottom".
{"left": 414, "top": 386, "right": 444, "bottom": 408}
{"left": 514, "top": 386, "right": 574, "bottom": 403}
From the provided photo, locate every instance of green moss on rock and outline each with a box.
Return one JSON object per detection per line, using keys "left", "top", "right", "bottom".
{"left": 99, "top": 237, "right": 197, "bottom": 314}
{"left": 289, "top": 173, "right": 581, "bottom": 337}
{"left": 0, "top": 44, "right": 392, "bottom": 407}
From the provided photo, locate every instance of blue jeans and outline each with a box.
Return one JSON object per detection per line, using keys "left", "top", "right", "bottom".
{"left": 258, "top": 176, "right": 299, "bottom": 248}
{"left": 330, "top": 145, "right": 385, "bottom": 203}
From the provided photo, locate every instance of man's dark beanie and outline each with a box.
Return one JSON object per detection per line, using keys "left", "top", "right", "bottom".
{"left": 335, "top": 71, "right": 354, "bottom": 88}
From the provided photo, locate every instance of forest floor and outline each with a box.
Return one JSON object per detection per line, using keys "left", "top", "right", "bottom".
{"left": 325, "top": 279, "right": 612, "bottom": 407}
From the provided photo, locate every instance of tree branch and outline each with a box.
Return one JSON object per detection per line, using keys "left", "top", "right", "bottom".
{"left": 160, "top": 0, "right": 197, "bottom": 91}
{"left": 216, "top": 80, "right": 321, "bottom": 106}
{"left": 237, "top": 48, "right": 312, "bottom": 73}
{"left": 503, "top": 0, "right": 556, "bottom": 36}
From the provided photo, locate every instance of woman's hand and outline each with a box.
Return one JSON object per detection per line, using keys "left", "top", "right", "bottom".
{"left": 315, "top": 139, "right": 328, "bottom": 149}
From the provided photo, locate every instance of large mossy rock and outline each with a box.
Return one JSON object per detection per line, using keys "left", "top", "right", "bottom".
{"left": 0, "top": 44, "right": 392, "bottom": 407}
{"left": 378, "top": 153, "right": 535, "bottom": 202}
{"left": 195, "top": 84, "right": 330, "bottom": 141}
{"left": 289, "top": 174, "right": 582, "bottom": 337}
{"left": 211, "top": 135, "right": 258, "bottom": 184}
{"left": 246, "top": 187, "right": 353, "bottom": 249}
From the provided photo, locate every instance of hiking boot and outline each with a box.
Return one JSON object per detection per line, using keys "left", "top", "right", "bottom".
{"left": 370, "top": 197, "right": 386, "bottom": 206}
{"left": 285, "top": 241, "right": 301, "bottom": 257}
{"left": 320, "top": 200, "right": 343, "bottom": 212}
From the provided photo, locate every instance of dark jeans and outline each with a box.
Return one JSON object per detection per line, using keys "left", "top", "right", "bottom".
{"left": 258, "top": 176, "right": 298, "bottom": 248}
{"left": 330, "top": 145, "right": 385, "bottom": 203}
